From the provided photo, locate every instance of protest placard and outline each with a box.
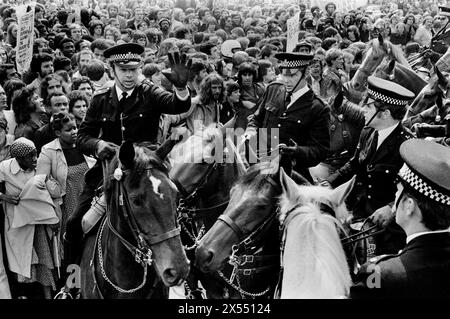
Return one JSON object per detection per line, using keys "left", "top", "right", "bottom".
{"left": 16, "top": 2, "right": 35, "bottom": 74}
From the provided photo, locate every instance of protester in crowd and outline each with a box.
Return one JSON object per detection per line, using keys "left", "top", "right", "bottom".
{"left": 12, "top": 87, "right": 45, "bottom": 142}
{"left": 67, "top": 90, "right": 89, "bottom": 128}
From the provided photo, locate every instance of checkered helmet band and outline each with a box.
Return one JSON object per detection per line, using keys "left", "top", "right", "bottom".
{"left": 367, "top": 88, "right": 410, "bottom": 106}
{"left": 108, "top": 52, "right": 142, "bottom": 63}
{"left": 399, "top": 164, "right": 450, "bottom": 206}
{"left": 280, "top": 59, "right": 310, "bottom": 68}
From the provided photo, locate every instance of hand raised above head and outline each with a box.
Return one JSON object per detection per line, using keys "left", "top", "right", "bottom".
{"left": 161, "top": 51, "right": 192, "bottom": 89}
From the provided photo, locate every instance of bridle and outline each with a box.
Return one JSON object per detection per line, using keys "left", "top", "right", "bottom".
{"left": 175, "top": 161, "right": 230, "bottom": 251}
{"left": 91, "top": 163, "right": 181, "bottom": 296}
{"left": 216, "top": 175, "right": 280, "bottom": 298}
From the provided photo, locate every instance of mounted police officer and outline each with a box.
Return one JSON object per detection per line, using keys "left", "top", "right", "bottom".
{"left": 324, "top": 76, "right": 415, "bottom": 256}
{"left": 64, "top": 43, "right": 192, "bottom": 265}
{"left": 351, "top": 139, "right": 450, "bottom": 298}
{"left": 431, "top": 5, "right": 450, "bottom": 55}
{"left": 244, "top": 52, "right": 331, "bottom": 183}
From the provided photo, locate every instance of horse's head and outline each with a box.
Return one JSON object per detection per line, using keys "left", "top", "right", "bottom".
{"left": 106, "top": 140, "right": 190, "bottom": 287}
{"left": 375, "top": 60, "right": 427, "bottom": 96}
{"left": 406, "top": 66, "right": 450, "bottom": 118}
{"left": 195, "top": 158, "right": 280, "bottom": 273}
{"left": 276, "top": 169, "right": 354, "bottom": 299}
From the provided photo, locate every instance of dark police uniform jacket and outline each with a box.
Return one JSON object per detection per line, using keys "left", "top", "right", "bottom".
{"left": 327, "top": 123, "right": 413, "bottom": 219}
{"left": 351, "top": 232, "right": 450, "bottom": 298}
{"left": 247, "top": 82, "right": 330, "bottom": 181}
{"left": 77, "top": 80, "right": 191, "bottom": 187}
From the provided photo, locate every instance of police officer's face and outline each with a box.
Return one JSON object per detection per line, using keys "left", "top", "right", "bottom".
{"left": 281, "top": 68, "right": 303, "bottom": 92}
{"left": 362, "top": 98, "right": 384, "bottom": 128}
{"left": 114, "top": 65, "right": 140, "bottom": 90}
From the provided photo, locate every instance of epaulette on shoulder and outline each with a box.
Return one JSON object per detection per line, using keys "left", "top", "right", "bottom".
{"left": 92, "top": 87, "right": 111, "bottom": 97}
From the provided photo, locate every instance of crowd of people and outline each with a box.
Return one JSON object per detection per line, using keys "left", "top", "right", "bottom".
{"left": 0, "top": 0, "right": 449, "bottom": 299}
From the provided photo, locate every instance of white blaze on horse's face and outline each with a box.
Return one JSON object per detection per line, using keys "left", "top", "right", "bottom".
{"left": 148, "top": 173, "right": 164, "bottom": 199}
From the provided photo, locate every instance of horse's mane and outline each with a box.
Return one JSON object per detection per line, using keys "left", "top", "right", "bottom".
{"left": 235, "top": 162, "right": 279, "bottom": 191}
{"left": 279, "top": 203, "right": 351, "bottom": 299}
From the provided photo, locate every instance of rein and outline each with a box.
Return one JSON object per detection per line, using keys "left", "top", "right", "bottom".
{"left": 176, "top": 162, "right": 231, "bottom": 251}
{"left": 92, "top": 161, "right": 181, "bottom": 296}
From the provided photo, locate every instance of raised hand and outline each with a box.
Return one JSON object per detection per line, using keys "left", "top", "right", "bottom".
{"left": 162, "top": 51, "right": 192, "bottom": 89}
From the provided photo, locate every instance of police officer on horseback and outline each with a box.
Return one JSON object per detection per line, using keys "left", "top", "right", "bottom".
{"left": 244, "top": 52, "right": 331, "bottom": 183}
{"left": 324, "top": 77, "right": 415, "bottom": 256}
{"left": 64, "top": 43, "right": 192, "bottom": 265}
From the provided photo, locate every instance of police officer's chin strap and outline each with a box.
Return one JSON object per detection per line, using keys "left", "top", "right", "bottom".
{"left": 285, "top": 66, "right": 307, "bottom": 101}
{"left": 112, "top": 65, "right": 136, "bottom": 92}
{"left": 364, "top": 103, "right": 381, "bottom": 127}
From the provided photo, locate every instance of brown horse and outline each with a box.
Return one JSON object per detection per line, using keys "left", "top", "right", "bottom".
{"left": 80, "top": 140, "right": 190, "bottom": 299}
{"left": 168, "top": 127, "right": 247, "bottom": 299}
{"left": 195, "top": 157, "right": 285, "bottom": 299}
{"left": 375, "top": 59, "right": 427, "bottom": 96}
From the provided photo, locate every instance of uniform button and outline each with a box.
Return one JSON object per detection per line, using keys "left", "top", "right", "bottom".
{"left": 330, "top": 124, "right": 336, "bottom": 131}
{"left": 368, "top": 195, "right": 372, "bottom": 199}
{"left": 277, "top": 124, "right": 281, "bottom": 127}
{"left": 368, "top": 185, "right": 372, "bottom": 188}
{"left": 385, "top": 170, "right": 389, "bottom": 173}
{"left": 139, "top": 113, "right": 143, "bottom": 117}
{"left": 297, "top": 120, "right": 301, "bottom": 123}
{"left": 282, "top": 113, "right": 286, "bottom": 116}
{"left": 103, "top": 118, "right": 106, "bottom": 121}
{"left": 122, "top": 127, "right": 126, "bottom": 131}
{"left": 368, "top": 175, "right": 371, "bottom": 178}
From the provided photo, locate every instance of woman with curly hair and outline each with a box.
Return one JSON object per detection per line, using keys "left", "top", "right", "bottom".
{"left": 40, "top": 74, "right": 65, "bottom": 111}
{"left": 12, "top": 87, "right": 45, "bottom": 142}
{"left": 67, "top": 90, "right": 89, "bottom": 127}
{"left": 89, "top": 20, "right": 104, "bottom": 40}
{"left": 104, "top": 25, "right": 121, "bottom": 43}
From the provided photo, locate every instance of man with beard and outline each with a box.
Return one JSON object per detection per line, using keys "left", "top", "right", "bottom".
{"left": 126, "top": 7, "right": 145, "bottom": 30}
{"left": 185, "top": 73, "right": 228, "bottom": 134}
{"left": 27, "top": 53, "right": 54, "bottom": 95}
{"left": 244, "top": 52, "right": 330, "bottom": 181}
{"left": 107, "top": 4, "right": 126, "bottom": 30}
{"left": 159, "top": 17, "right": 172, "bottom": 40}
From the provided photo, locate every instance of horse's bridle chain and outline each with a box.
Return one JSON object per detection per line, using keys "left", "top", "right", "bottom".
{"left": 95, "top": 163, "right": 181, "bottom": 294}
{"left": 98, "top": 217, "right": 148, "bottom": 294}
{"left": 217, "top": 269, "right": 270, "bottom": 298}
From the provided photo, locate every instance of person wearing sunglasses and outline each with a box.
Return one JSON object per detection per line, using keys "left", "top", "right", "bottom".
{"left": 324, "top": 76, "right": 416, "bottom": 256}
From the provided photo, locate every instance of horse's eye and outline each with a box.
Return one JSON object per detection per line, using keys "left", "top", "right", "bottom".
{"left": 131, "top": 195, "right": 144, "bottom": 206}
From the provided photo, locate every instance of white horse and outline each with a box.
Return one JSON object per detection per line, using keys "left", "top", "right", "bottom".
{"left": 276, "top": 168, "right": 355, "bottom": 299}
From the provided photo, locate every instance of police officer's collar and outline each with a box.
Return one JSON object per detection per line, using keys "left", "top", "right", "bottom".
{"left": 115, "top": 85, "right": 135, "bottom": 101}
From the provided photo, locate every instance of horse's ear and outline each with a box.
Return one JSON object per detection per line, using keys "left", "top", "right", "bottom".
{"left": 155, "top": 136, "right": 181, "bottom": 161}
{"left": 279, "top": 167, "right": 299, "bottom": 202}
{"left": 435, "top": 65, "right": 448, "bottom": 91}
{"left": 387, "top": 59, "right": 395, "bottom": 76}
{"left": 378, "top": 33, "right": 383, "bottom": 46}
{"left": 331, "top": 175, "right": 356, "bottom": 207}
{"left": 119, "top": 141, "right": 135, "bottom": 169}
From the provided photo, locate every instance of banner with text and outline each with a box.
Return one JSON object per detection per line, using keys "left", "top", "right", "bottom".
{"left": 286, "top": 14, "right": 300, "bottom": 53}
{"left": 16, "top": 2, "right": 35, "bottom": 74}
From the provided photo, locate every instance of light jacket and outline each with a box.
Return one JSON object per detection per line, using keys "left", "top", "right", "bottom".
{"left": 37, "top": 138, "right": 96, "bottom": 198}
{"left": 6, "top": 174, "right": 59, "bottom": 278}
